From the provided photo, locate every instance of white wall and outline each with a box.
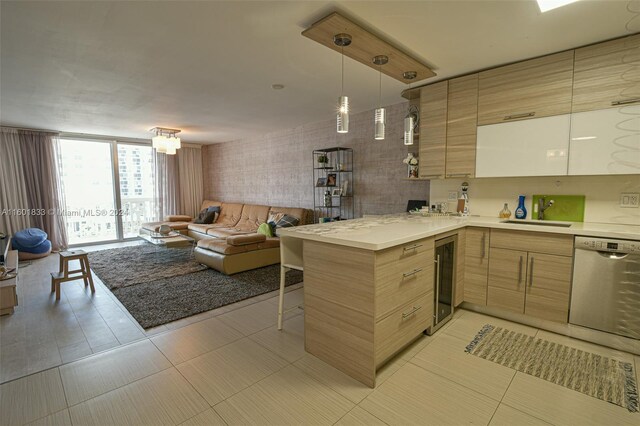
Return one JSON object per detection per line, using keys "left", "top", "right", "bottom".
{"left": 429, "top": 175, "right": 640, "bottom": 225}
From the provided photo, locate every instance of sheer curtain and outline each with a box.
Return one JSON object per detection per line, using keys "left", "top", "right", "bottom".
{"left": 18, "top": 130, "right": 68, "bottom": 250}
{"left": 153, "top": 151, "right": 180, "bottom": 220}
{"left": 177, "top": 146, "right": 204, "bottom": 217}
{"left": 0, "top": 128, "right": 31, "bottom": 235}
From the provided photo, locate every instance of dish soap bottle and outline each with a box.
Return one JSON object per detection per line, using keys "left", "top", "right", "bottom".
{"left": 515, "top": 195, "right": 527, "bottom": 219}
{"left": 499, "top": 203, "right": 512, "bottom": 219}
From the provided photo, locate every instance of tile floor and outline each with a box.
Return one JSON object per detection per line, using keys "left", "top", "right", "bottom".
{"left": 1, "top": 245, "right": 639, "bottom": 425}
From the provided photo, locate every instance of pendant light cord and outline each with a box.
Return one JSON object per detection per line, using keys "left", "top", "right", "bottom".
{"left": 341, "top": 45, "right": 344, "bottom": 95}
{"left": 378, "top": 64, "right": 382, "bottom": 107}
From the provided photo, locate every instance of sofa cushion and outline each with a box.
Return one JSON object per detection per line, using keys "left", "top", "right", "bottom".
{"left": 188, "top": 223, "right": 217, "bottom": 234}
{"left": 235, "top": 204, "right": 271, "bottom": 232}
{"left": 217, "top": 203, "right": 244, "bottom": 227}
{"left": 206, "top": 228, "right": 252, "bottom": 238}
{"left": 164, "top": 215, "right": 193, "bottom": 222}
{"left": 200, "top": 200, "right": 222, "bottom": 211}
{"left": 227, "top": 233, "right": 267, "bottom": 246}
{"left": 197, "top": 236, "right": 279, "bottom": 255}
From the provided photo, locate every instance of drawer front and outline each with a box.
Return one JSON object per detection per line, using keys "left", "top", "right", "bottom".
{"left": 375, "top": 249, "right": 434, "bottom": 320}
{"left": 487, "top": 286, "right": 525, "bottom": 315}
{"left": 375, "top": 293, "right": 433, "bottom": 366}
{"left": 376, "top": 237, "right": 434, "bottom": 267}
{"left": 490, "top": 229, "right": 573, "bottom": 257}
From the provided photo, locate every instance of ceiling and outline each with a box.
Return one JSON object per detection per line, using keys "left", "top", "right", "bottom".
{"left": 0, "top": 1, "right": 636, "bottom": 144}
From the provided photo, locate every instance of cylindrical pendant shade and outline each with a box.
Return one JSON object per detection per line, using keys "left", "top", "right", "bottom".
{"left": 404, "top": 116, "right": 414, "bottom": 145}
{"left": 374, "top": 107, "right": 385, "bottom": 140}
{"left": 337, "top": 96, "right": 349, "bottom": 133}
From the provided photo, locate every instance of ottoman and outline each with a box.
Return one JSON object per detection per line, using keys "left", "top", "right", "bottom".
{"left": 12, "top": 228, "right": 52, "bottom": 260}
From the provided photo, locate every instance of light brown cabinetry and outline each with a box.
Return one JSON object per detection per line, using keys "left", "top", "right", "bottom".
{"left": 463, "top": 227, "right": 489, "bottom": 305}
{"left": 477, "top": 51, "right": 575, "bottom": 125}
{"left": 486, "top": 229, "right": 573, "bottom": 323}
{"left": 446, "top": 74, "right": 478, "bottom": 178}
{"left": 304, "top": 237, "right": 434, "bottom": 387}
{"left": 0, "top": 251, "right": 18, "bottom": 315}
{"left": 572, "top": 34, "right": 640, "bottom": 112}
{"left": 453, "top": 228, "right": 466, "bottom": 306}
{"left": 419, "top": 81, "right": 448, "bottom": 179}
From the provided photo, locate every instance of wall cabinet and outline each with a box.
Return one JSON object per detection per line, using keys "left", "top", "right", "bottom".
{"left": 569, "top": 106, "right": 640, "bottom": 175}
{"left": 475, "top": 114, "right": 571, "bottom": 177}
{"left": 572, "top": 34, "right": 640, "bottom": 113}
{"left": 463, "top": 227, "right": 489, "bottom": 306}
{"left": 446, "top": 74, "right": 479, "bottom": 178}
{"left": 477, "top": 51, "right": 574, "bottom": 126}
{"left": 419, "top": 81, "right": 448, "bottom": 179}
{"left": 486, "top": 229, "right": 573, "bottom": 323}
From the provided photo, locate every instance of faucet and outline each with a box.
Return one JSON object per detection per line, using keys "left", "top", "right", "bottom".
{"left": 537, "top": 197, "right": 555, "bottom": 220}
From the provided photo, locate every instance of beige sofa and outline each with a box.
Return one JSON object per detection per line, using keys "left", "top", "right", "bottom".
{"left": 141, "top": 200, "right": 311, "bottom": 275}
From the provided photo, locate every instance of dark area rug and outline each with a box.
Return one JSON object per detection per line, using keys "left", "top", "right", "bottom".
{"left": 466, "top": 324, "right": 639, "bottom": 412}
{"left": 88, "top": 244, "right": 303, "bottom": 328}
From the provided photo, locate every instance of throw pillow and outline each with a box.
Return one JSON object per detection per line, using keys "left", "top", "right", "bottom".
{"left": 257, "top": 223, "right": 273, "bottom": 238}
{"left": 194, "top": 208, "right": 219, "bottom": 224}
{"left": 267, "top": 212, "right": 285, "bottom": 224}
{"left": 270, "top": 214, "right": 300, "bottom": 236}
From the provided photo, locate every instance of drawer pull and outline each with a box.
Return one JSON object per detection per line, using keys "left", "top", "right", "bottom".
{"left": 503, "top": 112, "right": 535, "bottom": 121}
{"left": 402, "top": 305, "right": 422, "bottom": 319}
{"left": 402, "top": 268, "right": 423, "bottom": 278}
{"left": 403, "top": 244, "right": 423, "bottom": 252}
{"left": 518, "top": 256, "right": 523, "bottom": 285}
{"left": 445, "top": 173, "right": 470, "bottom": 177}
{"left": 611, "top": 98, "right": 640, "bottom": 106}
{"left": 420, "top": 174, "right": 443, "bottom": 178}
{"left": 529, "top": 257, "right": 535, "bottom": 287}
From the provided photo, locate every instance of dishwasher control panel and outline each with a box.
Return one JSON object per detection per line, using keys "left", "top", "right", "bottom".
{"left": 575, "top": 236, "right": 640, "bottom": 254}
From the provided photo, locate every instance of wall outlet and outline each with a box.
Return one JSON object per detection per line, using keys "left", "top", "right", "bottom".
{"left": 448, "top": 191, "right": 458, "bottom": 201}
{"left": 620, "top": 192, "right": 640, "bottom": 208}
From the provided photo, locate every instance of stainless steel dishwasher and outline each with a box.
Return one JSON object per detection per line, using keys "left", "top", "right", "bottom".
{"left": 570, "top": 236, "right": 640, "bottom": 340}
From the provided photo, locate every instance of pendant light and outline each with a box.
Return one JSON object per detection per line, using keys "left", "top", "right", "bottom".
{"left": 404, "top": 105, "right": 419, "bottom": 145}
{"left": 334, "top": 33, "right": 352, "bottom": 133}
{"left": 373, "top": 55, "right": 388, "bottom": 140}
{"left": 150, "top": 127, "right": 182, "bottom": 155}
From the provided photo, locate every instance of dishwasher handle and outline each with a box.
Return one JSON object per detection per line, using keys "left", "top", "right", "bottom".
{"left": 597, "top": 251, "right": 630, "bottom": 259}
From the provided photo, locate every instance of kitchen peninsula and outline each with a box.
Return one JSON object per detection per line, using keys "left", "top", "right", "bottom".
{"left": 278, "top": 214, "right": 640, "bottom": 387}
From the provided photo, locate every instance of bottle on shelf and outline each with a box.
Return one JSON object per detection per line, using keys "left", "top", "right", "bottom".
{"left": 515, "top": 195, "right": 527, "bottom": 219}
{"left": 499, "top": 203, "right": 512, "bottom": 219}
{"left": 324, "top": 190, "right": 332, "bottom": 207}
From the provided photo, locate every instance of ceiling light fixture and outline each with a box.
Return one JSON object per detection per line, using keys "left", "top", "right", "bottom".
{"left": 373, "top": 55, "right": 388, "bottom": 140}
{"left": 536, "top": 0, "right": 581, "bottom": 13}
{"left": 334, "top": 33, "right": 352, "bottom": 134}
{"left": 150, "top": 127, "right": 181, "bottom": 155}
{"left": 404, "top": 105, "right": 419, "bottom": 146}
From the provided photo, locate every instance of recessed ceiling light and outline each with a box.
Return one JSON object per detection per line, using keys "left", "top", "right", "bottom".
{"left": 272, "top": 84, "right": 285, "bottom": 90}
{"left": 537, "top": 0, "right": 581, "bottom": 13}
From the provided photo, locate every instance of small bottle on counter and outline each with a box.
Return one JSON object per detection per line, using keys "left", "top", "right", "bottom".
{"left": 515, "top": 195, "right": 527, "bottom": 219}
{"left": 499, "top": 203, "right": 512, "bottom": 219}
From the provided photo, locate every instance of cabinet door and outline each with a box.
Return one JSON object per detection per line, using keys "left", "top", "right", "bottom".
{"left": 463, "top": 227, "right": 489, "bottom": 305}
{"left": 476, "top": 114, "right": 570, "bottom": 177}
{"left": 446, "top": 74, "right": 478, "bottom": 178}
{"left": 524, "top": 253, "right": 573, "bottom": 323}
{"left": 569, "top": 106, "right": 640, "bottom": 175}
{"left": 454, "top": 228, "right": 466, "bottom": 307}
{"left": 572, "top": 34, "right": 640, "bottom": 113}
{"left": 478, "top": 51, "right": 574, "bottom": 126}
{"left": 419, "top": 81, "right": 448, "bottom": 179}
{"left": 487, "top": 247, "right": 527, "bottom": 314}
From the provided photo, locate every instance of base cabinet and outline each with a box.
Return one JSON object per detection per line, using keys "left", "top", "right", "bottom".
{"left": 463, "top": 227, "right": 490, "bottom": 305}
{"left": 486, "top": 230, "right": 573, "bottom": 323}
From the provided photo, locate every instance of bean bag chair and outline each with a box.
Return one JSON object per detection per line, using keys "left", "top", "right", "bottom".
{"left": 13, "top": 228, "right": 52, "bottom": 260}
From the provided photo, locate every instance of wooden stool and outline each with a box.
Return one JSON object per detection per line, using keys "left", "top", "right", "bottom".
{"left": 50, "top": 250, "right": 94, "bottom": 300}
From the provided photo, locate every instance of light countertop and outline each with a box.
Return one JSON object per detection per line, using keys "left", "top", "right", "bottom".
{"left": 278, "top": 214, "right": 640, "bottom": 250}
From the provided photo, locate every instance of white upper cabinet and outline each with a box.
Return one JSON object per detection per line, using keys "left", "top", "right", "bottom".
{"left": 476, "top": 115, "right": 571, "bottom": 177}
{"left": 569, "top": 106, "right": 640, "bottom": 175}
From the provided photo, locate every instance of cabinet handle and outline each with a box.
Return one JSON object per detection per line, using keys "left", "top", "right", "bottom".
{"left": 403, "top": 268, "right": 423, "bottom": 278}
{"left": 611, "top": 98, "right": 640, "bottom": 106}
{"left": 420, "top": 174, "right": 443, "bottom": 178}
{"left": 402, "top": 305, "right": 422, "bottom": 319}
{"left": 503, "top": 112, "right": 535, "bottom": 121}
{"left": 518, "top": 256, "right": 523, "bottom": 284}
{"left": 529, "top": 257, "right": 535, "bottom": 287}
{"left": 446, "top": 173, "right": 470, "bottom": 177}
{"left": 403, "top": 244, "right": 423, "bottom": 252}
{"left": 481, "top": 233, "right": 486, "bottom": 260}
{"left": 434, "top": 254, "right": 441, "bottom": 324}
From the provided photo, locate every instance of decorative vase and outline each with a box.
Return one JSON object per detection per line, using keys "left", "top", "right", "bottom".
{"left": 499, "top": 203, "right": 512, "bottom": 219}
{"left": 515, "top": 196, "right": 527, "bottom": 219}
{"left": 408, "top": 165, "right": 419, "bottom": 178}
{"left": 324, "top": 190, "right": 332, "bottom": 207}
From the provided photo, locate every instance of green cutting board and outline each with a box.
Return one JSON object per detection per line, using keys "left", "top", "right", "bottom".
{"left": 531, "top": 195, "right": 585, "bottom": 222}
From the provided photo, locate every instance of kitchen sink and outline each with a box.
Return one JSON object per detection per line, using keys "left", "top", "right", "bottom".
{"left": 501, "top": 220, "right": 572, "bottom": 228}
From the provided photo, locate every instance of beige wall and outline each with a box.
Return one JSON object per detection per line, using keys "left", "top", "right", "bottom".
{"left": 430, "top": 175, "right": 640, "bottom": 226}
{"left": 202, "top": 102, "right": 430, "bottom": 218}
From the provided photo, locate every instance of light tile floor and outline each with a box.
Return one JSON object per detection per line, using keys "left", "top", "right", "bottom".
{"left": 2, "top": 245, "right": 639, "bottom": 425}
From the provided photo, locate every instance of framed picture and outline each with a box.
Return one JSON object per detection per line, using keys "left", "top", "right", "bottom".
{"left": 331, "top": 188, "right": 342, "bottom": 196}
{"left": 326, "top": 173, "right": 337, "bottom": 187}
{"left": 316, "top": 177, "right": 327, "bottom": 187}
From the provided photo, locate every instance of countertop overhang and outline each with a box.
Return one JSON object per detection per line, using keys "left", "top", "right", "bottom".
{"left": 278, "top": 214, "right": 640, "bottom": 250}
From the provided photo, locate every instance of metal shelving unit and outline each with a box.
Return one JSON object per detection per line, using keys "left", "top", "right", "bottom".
{"left": 312, "top": 147, "right": 354, "bottom": 223}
